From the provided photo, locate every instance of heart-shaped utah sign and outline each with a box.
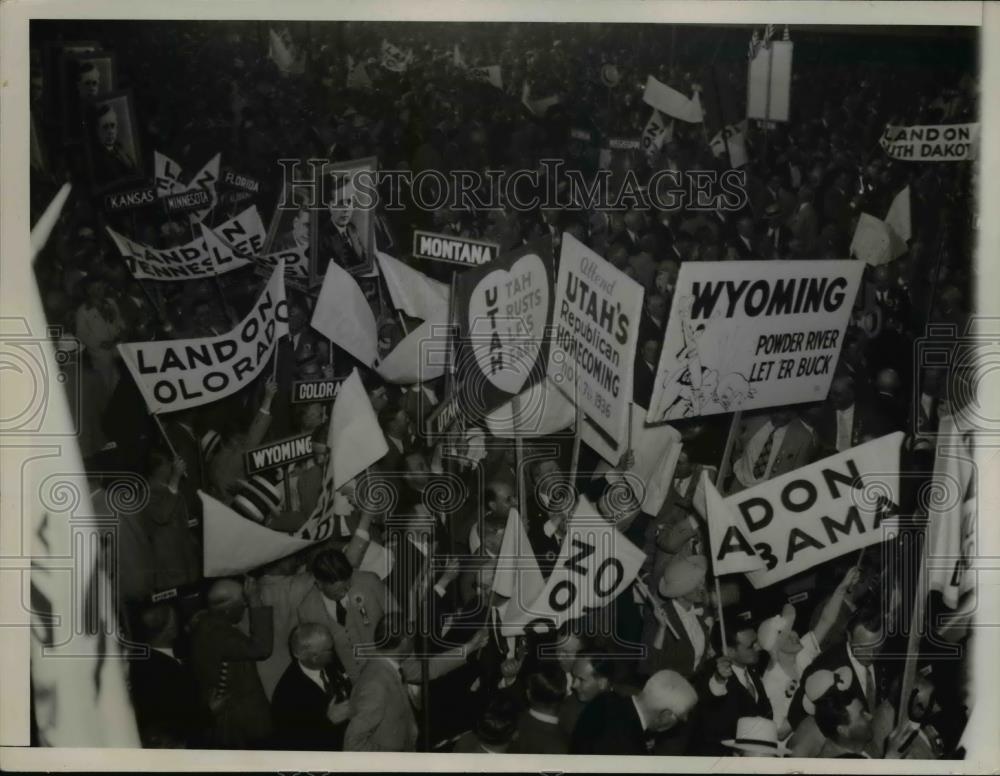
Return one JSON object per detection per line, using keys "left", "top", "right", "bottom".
{"left": 466, "top": 252, "right": 549, "bottom": 395}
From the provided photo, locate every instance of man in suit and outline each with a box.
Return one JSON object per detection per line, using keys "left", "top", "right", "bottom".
{"left": 188, "top": 578, "right": 275, "bottom": 748}
{"left": 632, "top": 338, "right": 661, "bottom": 411}
{"left": 271, "top": 623, "right": 353, "bottom": 750}
{"left": 297, "top": 548, "right": 395, "bottom": 682}
{"left": 761, "top": 202, "right": 792, "bottom": 260}
{"left": 638, "top": 293, "right": 668, "bottom": 347}
{"left": 91, "top": 103, "right": 140, "bottom": 186}
{"left": 789, "top": 185, "right": 819, "bottom": 255}
{"left": 377, "top": 403, "right": 414, "bottom": 474}
{"left": 163, "top": 409, "right": 205, "bottom": 523}
{"left": 129, "top": 602, "right": 211, "bottom": 748}
{"left": 696, "top": 625, "right": 773, "bottom": 754}
{"left": 729, "top": 408, "right": 815, "bottom": 493}
{"left": 729, "top": 216, "right": 760, "bottom": 260}
{"left": 565, "top": 649, "right": 613, "bottom": 740}
{"left": 318, "top": 181, "right": 371, "bottom": 276}
{"left": 814, "top": 376, "right": 877, "bottom": 457}
{"left": 508, "top": 663, "right": 571, "bottom": 753}
{"left": 343, "top": 613, "right": 419, "bottom": 751}
{"left": 570, "top": 670, "right": 698, "bottom": 755}
{"left": 639, "top": 555, "right": 714, "bottom": 681}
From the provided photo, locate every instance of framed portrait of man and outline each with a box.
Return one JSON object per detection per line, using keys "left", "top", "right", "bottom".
{"left": 314, "top": 156, "right": 377, "bottom": 280}
{"left": 40, "top": 39, "right": 99, "bottom": 121}
{"left": 82, "top": 90, "right": 144, "bottom": 194}
{"left": 59, "top": 49, "right": 116, "bottom": 143}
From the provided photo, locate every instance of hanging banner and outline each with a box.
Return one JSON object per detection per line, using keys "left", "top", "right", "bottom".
{"left": 245, "top": 431, "right": 314, "bottom": 475}
{"left": 501, "top": 496, "right": 646, "bottom": 636}
{"left": 879, "top": 123, "right": 979, "bottom": 162}
{"left": 747, "top": 40, "right": 793, "bottom": 123}
{"left": 454, "top": 238, "right": 554, "bottom": 417}
{"left": 412, "top": 230, "right": 499, "bottom": 267}
{"left": 117, "top": 263, "right": 288, "bottom": 413}
{"left": 709, "top": 433, "right": 904, "bottom": 588}
{"left": 106, "top": 225, "right": 250, "bottom": 280}
{"left": 548, "top": 233, "right": 645, "bottom": 444}
{"left": 646, "top": 259, "right": 864, "bottom": 422}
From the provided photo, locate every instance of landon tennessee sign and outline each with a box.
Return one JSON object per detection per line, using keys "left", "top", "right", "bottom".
{"left": 647, "top": 260, "right": 864, "bottom": 422}
{"left": 118, "top": 263, "right": 288, "bottom": 413}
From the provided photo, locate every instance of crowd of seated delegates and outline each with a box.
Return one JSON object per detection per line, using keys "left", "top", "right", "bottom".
{"left": 28, "top": 21, "right": 975, "bottom": 757}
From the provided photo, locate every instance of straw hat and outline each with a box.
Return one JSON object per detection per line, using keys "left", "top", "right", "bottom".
{"left": 722, "top": 716, "right": 788, "bottom": 756}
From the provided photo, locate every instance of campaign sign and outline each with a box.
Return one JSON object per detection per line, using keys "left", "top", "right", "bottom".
{"left": 244, "top": 431, "right": 314, "bottom": 475}
{"left": 412, "top": 230, "right": 499, "bottom": 268}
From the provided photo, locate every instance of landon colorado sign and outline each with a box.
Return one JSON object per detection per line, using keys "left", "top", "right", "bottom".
{"left": 647, "top": 259, "right": 864, "bottom": 422}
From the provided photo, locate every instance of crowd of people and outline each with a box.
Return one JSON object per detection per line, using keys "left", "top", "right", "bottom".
{"left": 29, "top": 20, "right": 976, "bottom": 758}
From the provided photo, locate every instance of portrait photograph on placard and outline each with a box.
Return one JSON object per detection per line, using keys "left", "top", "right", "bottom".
{"left": 59, "top": 49, "right": 116, "bottom": 143}
{"left": 82, "top": 90, "right": 144, "bottom": 193}
{"left": 314, "top": 156, "right": 377, "bottom": 280}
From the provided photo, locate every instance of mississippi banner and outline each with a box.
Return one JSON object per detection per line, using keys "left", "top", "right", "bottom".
{"left": 118, "top": 263, "right": 288, "bottom": 413}
{"left": 647, "top": 259, "right": 864, "bottom": 422}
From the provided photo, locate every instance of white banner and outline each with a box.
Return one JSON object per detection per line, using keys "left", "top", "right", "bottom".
{"left": 747, "top": 41, "right": 793, "bottom": 122}
{"left": 642, "top": 76, "right": 703, "bottom": 123}
{"left": 647, "top": 260, "right": 864, "bottom": 422}
{"left": 710, "top": 121, "right": 749, "bottom": 168}
{"left": 703, "top": 471, "right": 766, "bottom": 576}
{"left": 107, "top": 225, "right": 249, "bottom": 281}
{"left": 879, "top": 123, "right": 979, "bottom": 162}
{"left": 501, "top": 496, "right": 646, "bottom": 636}
{"left": 548, "top": 233, "right": 645, "bottom": 444}
{"left": 118, "top": 263, "right": 288, "bottom": 413}
{"left": 709, "top": 433, "right": 904, "bottom": 588}
{"left": 254, "top": 243, "right": 310, "bottom": 284}
{"left": 154, "top": 150, "right": 186, "bottom": 197}
{"left": 641, "top": 109, "right": 672, "bottom": 161}
{"left": 212, "top": 205, "right": 267, "bottom": 258}
{"left": 295, "top": 369, "right": 388, "bottom": 542}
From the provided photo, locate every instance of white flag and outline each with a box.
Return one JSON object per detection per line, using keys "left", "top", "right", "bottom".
{"left": 703, "top": 471, "right": 766, "bottom": 575}
{"left": 203, "top": 491, "right": 312, "bottom": 576}
{"left": 710, "top": 121, "right": 749, "bottom": 168}
{"left": 884, "top": 185, "right": 911, "bottom": 252}
{"left": 485, "top": 377, "right": 576, "bottom": 438}
{"left": 642, "top": 76, "right": 703, "bottom": 123}
{"left": 154, "top": 150, "right": 186, "bottom": 197}
{"left": 850, "top": 212, "right": 897, "bottom": 266}
{"left": 24, "top": 184, "right": 141, "bottom": 746}
{"left": 377, "top": 250, "right": 450, "bottom": 321}
{"left": 296, "top": 369, "right": 389, "bottom": 541}
{"left": 311, "top": 260, "right": 380, "bottom": 368}
{"left": 492, "top": 504, "right": 545, "bottom": 610}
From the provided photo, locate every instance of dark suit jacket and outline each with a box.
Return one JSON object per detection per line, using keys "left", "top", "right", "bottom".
{"left": 318, "top": 219, "right": 371, "bottom": 276}
{"left": 164, "top": 421, "right": 205, "bottom": 520}
{"left": 508, "top": 709, "right": 570, "bottom": 754}
{"left": 188, "top": 606, "right": 274, "bottom": 747}
{"left": 814, "top": 402, "right": 878, "bottom": 457}
{"left": 694, "top": 665, "right": 773, "bottom": 752}
{"left": 271, "top": 660, "right": 347, "bottom": 750}
{"left": 633, "top": 358, "right": 657, "bottom": 411}
{"left": 570, "top": 690, "right": 647, "bottom": 755}
{"left": 129, "top": 647, "right": 210, "bottom": 748}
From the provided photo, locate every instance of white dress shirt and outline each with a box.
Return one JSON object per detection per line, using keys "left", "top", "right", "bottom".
{"left": 835, "top": 405, "right": 855, "bottom": 451}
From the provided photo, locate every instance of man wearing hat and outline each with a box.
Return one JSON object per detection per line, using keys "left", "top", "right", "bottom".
{"left": 639, "top": 554, "right": 714, "bottom": 681}
{"left": 762, "top": 201, "right": 792, "bottom": 259}
{"left": 722, "top": 716, "right": 788, "bottom": 757}
{"left": 757, "top": 567, "right": 859, "bottom": 740}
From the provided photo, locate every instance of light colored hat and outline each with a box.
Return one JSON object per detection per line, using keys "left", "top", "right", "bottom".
{"left": 657, "top": 554, "right": 707, "bottom": 599}
{"left": 756, "top": 606, "right": 796, "bottom": 653}
{"left": 802, "top": 666, "right": 854, "bottom": 715}
{"left": 722, "top": 716, "right": 788, "bottom": 756}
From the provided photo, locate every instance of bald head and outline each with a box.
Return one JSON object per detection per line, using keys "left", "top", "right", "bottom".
{"left": 290, "top": 623, "right": 335, "bottom": 669}
{"left": 638, "top": 670, "right": 698, "bottom": 732}
{"left": 876, "top": 368, "right": 900, "bottom": 395}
